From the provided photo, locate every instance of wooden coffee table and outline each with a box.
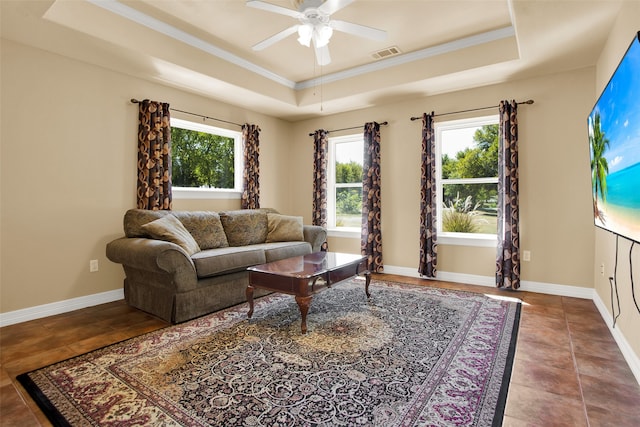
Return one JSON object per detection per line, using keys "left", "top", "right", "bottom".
{"left": 246, "top": 252, "right": 371, "bottom": 333}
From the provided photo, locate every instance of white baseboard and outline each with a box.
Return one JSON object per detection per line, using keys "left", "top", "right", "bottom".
{"left": 592, "top": 293, "right": 640, "bottom": 385}
{"left": 382, "top": 265, "right": 595, "bottom": 299}
{"left": 0, "top": 267, "right": 590, "bottom": 328}
{"left": 0, "top": 288, "right": 124, "bottom": 327}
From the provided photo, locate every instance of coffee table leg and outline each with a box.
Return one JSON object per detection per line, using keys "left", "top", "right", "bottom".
{"left": 365, "top": 272, "right": 371, "bottom": 298}
{"left": 246, "top": 285, "right": 254, "bottom": 318}
{"left": 295, "top": 295, "right": 312, "bottom": 334}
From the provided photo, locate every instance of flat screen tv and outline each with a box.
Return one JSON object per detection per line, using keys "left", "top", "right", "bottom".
{"left": 588, "top": 31, "right": 640, "bottom": 243}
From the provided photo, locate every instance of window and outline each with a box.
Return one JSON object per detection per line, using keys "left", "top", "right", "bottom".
{"left": 170, "top": 118, "right": 243, "bottom": 199}
{"left": 436, "top": 115, "right": 499, "bottom": 246}
{"left": 328, "top": 134, "right": 363, "bottom": 235}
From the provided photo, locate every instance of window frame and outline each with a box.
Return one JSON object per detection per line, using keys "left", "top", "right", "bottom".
{"left": 327, "top": 133, "right": 363, "bottom": 237}
{"left": 170, "top": 118, "right": 243, "bottom": 200}
{"left": 435, "top": 115, "right": 499, "bottom": 247}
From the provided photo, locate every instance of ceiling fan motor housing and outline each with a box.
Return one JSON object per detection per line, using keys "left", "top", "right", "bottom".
{"left": 293, "top": 0, "right": 326, "bottom": 11}
{"left": 301, "top": 8, "right": 330, "bottom": 25}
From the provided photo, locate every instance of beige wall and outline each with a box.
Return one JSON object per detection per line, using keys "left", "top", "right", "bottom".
{"left": 0, "top": 39, "right": 291, "bottom": 313}
{"left": 289, "top": 69, "right": 596, "bottom": 287}
{"left": 593, "top": 3, "right": 640, "bottom": 360}
{"left": 0, "top": 21, "right": 628, "bottom": 359}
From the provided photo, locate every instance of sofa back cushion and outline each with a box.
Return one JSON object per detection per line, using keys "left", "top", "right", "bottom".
{"left": 124, "top": 209, "right": 167, "bottom": 237}
{"left": 219, "top": 209, "right": 272, "bottom": 246}
{"left": 173, "top": 211, "right": 229, "bottom": 250}
{"left": 124, "top": 209, "right": 229, "bottom": 250}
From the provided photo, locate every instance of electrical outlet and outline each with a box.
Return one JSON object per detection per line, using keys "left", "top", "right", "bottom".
{"left": 600, "top": 263, "right": 605, "bottom": 276}
{"left": 90, "top": 259, "right": 99, "bottom": 273}
{"left": 522, "top": 250, "right": 531, "bottom": 262}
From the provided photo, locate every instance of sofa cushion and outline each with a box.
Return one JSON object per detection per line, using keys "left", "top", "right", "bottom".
{"left": 220, "top": 210, "right": 269, "bottom": 246}
{"left": 191, "top": 246, "right": 266, "bottom": 278}
{"left": 266, "top": 213, "right": 304, "bottom": 243}
{"left": 263, "top": 241, "right": 312, "bottom": 263}
{"left": 124, "top": 209, "right": 168, "bottom": 237}
{"left": 140, "top": 214, "right": 201, "bottom": 256}
{"left": 173, "top": 211, "right": 229, "bottom": 250}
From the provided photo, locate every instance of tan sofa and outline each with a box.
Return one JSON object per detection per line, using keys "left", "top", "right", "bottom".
{"left": 106, "top": 208, "right": 326, "bottom": 323}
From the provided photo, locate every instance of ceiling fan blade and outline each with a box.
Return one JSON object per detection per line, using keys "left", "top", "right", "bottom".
{"left": 314, "top": 44, "right": 331, "bottom": 66}
{"left": 252, "top": 25, "right": 299, "bottom": 50}
{"left": 318, "top": 0, "right": 354, "bottom": 15}
{"left": 246, "top": 0, "right": 302, "bottom": 19}
{"left": 330, "top": 20, "right": 387, "bottom": 41}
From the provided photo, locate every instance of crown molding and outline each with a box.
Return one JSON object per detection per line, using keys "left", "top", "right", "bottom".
{"left": 87, "top": 0, "right": 514, "bottom": 92}
{"left": 295, "top": 26, "right": 516, "bottom": 90}
{"left": 87, "top": 0, "right": 297, "bottom": 88}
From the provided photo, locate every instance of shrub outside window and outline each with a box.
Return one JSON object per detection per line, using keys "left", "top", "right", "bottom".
{"left": 436, "top": 116, "right": 499, "bottom": 246}
{"left": 170, "top": 118, "right": 242, "bottom": 199}
{"left": 328, "top": 134, "right": 363, "bottom": 234}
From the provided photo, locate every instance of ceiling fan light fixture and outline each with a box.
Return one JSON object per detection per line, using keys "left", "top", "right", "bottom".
{"left": 297, "top": 23, "right": 313, "bottom": 47}
{"left": 314, "top": 24, "right": 333, "bottom": 47}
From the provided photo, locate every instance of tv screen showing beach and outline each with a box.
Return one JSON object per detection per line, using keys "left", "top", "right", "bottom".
{"left": 588, "top": 31, "right": 640, "bottom": 243}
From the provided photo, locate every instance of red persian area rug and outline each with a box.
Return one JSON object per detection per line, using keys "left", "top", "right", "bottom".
{"left": 18, "top": 278, "right": 520, "bottom": 426}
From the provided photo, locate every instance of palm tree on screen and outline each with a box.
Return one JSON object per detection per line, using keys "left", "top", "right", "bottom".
{"left": 590, "top": 112, "right": 610, "bottom": 222}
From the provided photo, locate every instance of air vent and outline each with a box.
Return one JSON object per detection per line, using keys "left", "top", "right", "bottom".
{"left": 372, "top": 46, "right": 401, "bottom": 60}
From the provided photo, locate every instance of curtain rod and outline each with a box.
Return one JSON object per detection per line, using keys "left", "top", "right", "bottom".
{"left": 130, "top": 98, "right": 243, "bottom": 128}
{"left": 409, "top": 99, "right": 534, "bottom": 121}
{"left": 308, "top": 121, "right": 388, "bottom": 137}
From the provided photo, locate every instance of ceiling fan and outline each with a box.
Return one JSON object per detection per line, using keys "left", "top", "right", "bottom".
{"left": 247, "top": 0, "right": 387, "bottom": 66}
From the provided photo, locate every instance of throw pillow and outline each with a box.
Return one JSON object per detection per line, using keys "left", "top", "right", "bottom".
{"left": 266, "top": 213, "right": 304, "bottom": 243}
{"left": 141, "top": 214, "right": 201, "bottom": 256}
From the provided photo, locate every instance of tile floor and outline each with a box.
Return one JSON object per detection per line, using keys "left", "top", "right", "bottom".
{"left": 1, "top": 273, "right": 639, "bottom": 426}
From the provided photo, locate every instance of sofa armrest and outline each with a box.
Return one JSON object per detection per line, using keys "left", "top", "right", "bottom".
{"left": 106, "top": 237, "right": 198, "bottom": 288}
{"left": 303, "top": 225, "right": 328, "bottom": 252}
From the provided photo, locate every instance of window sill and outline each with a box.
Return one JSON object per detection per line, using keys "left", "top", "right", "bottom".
{"left": 172, "top": 188, "right": 242, "bottom": 200}
{"left": 327, "top": 228, "right": 361, "bottom": 239}
{"left": 437, "top": 234, "right": 497, "bottom": 247}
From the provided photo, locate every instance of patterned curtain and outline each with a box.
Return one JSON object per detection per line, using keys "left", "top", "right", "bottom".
{"left": 241, "top": 124, "right": 260, "bottom": 210}
{"left": 418, "top": 112, "right": 438, "bottom": 277}
{"left": 137, "top": 99, "right": 172, "bottom": 210}
{"left": 496, "top": 100, "right": 520, "bottom": 289}
{"left": 362, "top": 122, "right": 383, "bottom": 273}
{"left": 312, "top": 129, "right": 328, "bottom": 229}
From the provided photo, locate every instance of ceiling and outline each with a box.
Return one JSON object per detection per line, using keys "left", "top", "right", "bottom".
{"left": 0, "top": 0, "right": 625, "bottom": 121}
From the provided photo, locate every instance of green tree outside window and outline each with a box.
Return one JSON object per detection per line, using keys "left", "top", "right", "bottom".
{"left": 441, "top": 124, "right": 499, "bottom": 234}
{"left": 171, "top": 127, "right": 235, "bottom": 189}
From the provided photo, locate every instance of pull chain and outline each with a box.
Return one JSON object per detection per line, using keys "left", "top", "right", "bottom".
{"left": 320, "top": 61, "right": 323, "bottom": 112}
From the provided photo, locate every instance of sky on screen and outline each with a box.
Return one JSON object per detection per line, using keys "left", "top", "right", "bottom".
{"left": 592, "top": 34, "right": 640, "bottom": 174}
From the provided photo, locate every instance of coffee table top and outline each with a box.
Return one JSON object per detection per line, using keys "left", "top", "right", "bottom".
{"left": 248, "top": 252, "right": 366, "bottom": 279}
